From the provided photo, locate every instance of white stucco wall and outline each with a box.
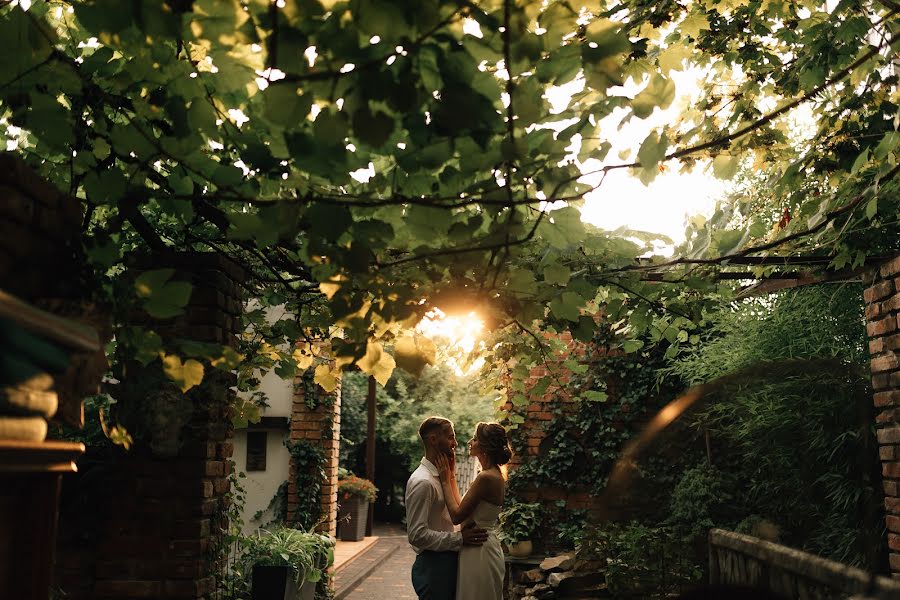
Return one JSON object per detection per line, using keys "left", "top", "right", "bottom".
{"left": 232, "top": 426, "right": 291, "bottom": 534}
{"left": 232, "top": 305, "right": 297, "bottom": 534}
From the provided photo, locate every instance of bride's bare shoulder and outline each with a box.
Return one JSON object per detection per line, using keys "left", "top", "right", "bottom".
{"left": 474, "top": 468, "right": 506, "bottom": 501}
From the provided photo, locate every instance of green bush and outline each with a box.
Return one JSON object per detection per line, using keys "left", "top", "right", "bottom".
{"left": 580, "top": 522, "right": 702, "bottom": 599}
{"left": 665, "top": 463, "right": 736, "bottom": 541}
{"left": 553, "top": 507, "right": 589, "bottom": 550}
{"left": 665, "top": 285, "right": 884, "bottom": 568}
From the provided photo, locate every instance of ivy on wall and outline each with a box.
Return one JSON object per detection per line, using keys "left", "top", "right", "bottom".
{"left": 503, "top": 326, "right": 693, "bottom": 556}
{"left": 287, "top": 439, "right": 327, "bottom": 531}
{"left": 508, "top": 328, "right": 678, "bottom": 497}
{"left": 286, "top": 365, "right": 337, "bottom": 531}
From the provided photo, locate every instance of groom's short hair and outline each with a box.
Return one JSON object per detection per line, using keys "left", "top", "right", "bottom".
{"left": 418, "top": 416, "right": 452, "bottom": 442}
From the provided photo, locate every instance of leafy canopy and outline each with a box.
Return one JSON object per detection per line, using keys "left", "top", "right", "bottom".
{"left": 2, "top": 0, "right": 899, "bottom": 407}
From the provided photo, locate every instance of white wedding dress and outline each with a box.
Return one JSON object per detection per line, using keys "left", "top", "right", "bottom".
{"left": 457, "top": 501, "right": 504, "bottom": 600}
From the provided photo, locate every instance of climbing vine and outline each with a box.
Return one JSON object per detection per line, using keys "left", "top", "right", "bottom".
{"left": 286, "top": 439, "right": 326, "bottom": 531}
{"left": 508, "top": 326, "right": 678, "bottom": 497}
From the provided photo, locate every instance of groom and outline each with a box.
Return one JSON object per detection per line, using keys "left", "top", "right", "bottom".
{"left": 406, "top": 417, "right": 487, "bottom": 600}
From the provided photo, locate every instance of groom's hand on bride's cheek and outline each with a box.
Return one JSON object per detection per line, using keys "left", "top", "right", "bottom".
{"left": 461, "top": 522, "right": 488, "bottom": 546}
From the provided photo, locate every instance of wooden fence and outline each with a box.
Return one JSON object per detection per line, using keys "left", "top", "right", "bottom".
{"left": 454, "top": 450, "right": 481, "bottom": 498}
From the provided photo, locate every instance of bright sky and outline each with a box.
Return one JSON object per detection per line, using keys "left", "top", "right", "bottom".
{"left": 416, "top": 309, "right": 487, "bottom": 376}
{"left": 549, "top": 69, "right": 728, "bottom": 252}
{"left": 579, "top": 166, "right": 724, "bottom": 248}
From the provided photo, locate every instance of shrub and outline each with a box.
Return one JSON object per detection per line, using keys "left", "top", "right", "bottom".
{"left": 666, "top": 463, "right": 736, "bottom": 541}
{"left": 580, "top": 522, "right": 702, "bottom": 598}
{"left": 338, "top": 475, "right": 378, "bottom": 503}
{"left": 665, "top": 285, "right": 883, "bottom": 568}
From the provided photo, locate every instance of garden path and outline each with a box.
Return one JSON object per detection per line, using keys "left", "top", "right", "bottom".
{"left": 335, "top": 524, "right": 416, "bottom": 600}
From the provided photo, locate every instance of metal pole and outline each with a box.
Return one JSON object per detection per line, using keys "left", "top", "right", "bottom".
{"left": 365, "top": 375, "right": 376, "bottom": 537}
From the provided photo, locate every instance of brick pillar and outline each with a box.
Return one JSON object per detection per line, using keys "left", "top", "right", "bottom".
{"left": 55, "top": 254, "right": 243, "bottom": 600}
{"left": 866, "top": 255, "right": 900, "bottom": 576}
{"left": 287, "top": 369, "right": 341, "bottom": 536}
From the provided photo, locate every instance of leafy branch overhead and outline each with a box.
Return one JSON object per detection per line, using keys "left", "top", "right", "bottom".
{"left": 2, "top": 0, "right": 899, "bottom": 401}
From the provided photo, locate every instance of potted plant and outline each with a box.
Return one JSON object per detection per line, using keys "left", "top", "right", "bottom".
{"left": 240, "top": 526, "right": 335, "bottom": 600}
{"left": 499, "top": 502, "right": 542, "bottom": 557}
{"left": 337, "top": 475, "right": 377, "bottom": 541}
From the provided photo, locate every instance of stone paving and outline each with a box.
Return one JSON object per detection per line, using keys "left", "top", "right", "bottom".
{"left": 335, "top": 523, "right": 416, "bottom": 600}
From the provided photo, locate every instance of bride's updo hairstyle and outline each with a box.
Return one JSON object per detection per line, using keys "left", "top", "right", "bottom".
{"left": 475, "top": 422, "right": 513, "bottom": 467}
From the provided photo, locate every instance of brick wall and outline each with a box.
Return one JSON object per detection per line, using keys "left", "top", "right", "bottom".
{"left": 865, "top": 255, "right": 900, "bottom": 577}
{"left": 505, "top": 331, "right": 606, "bottom": 513}
{"left": 55, "top": 254, "right": 244, "bottom": 599}
{"left": 0, "top": 154, "right": 111, "bottom": 428}
{"left": 287, "top": 371, "right": 341, "bottom": 536}
{"left": 0, "top": 154, "right": 85, "bottom": 303}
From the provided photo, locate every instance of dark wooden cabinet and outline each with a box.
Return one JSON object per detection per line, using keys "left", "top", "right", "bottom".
{"left": 0, "top": 440, "right": 84, "bottom": 600}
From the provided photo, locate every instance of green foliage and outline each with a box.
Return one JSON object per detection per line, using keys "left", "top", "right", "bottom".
{"left": 133, "top": 269, "right": 193, "bottom": 319}
{"left": 507, "top": 325, "right": 676, "bottom": 497}
{"left": 664, "top": 463, "right": 736, "bottom": 542}
{"left": 498, "top": 501, "right": 542, "bottom": 545}
{"left": 667, "top": 285, "right": 870, "bottom": 379}
{"left": 505, "top": 282, "right": 882, "bottom": 583}
{"left": 55, "top": 394, "right": 117, "bottom": 448}
{"left": 286, "top": 440, "right": 326, "bottom": 531}
{"left": 553, "top": 507, "right": 589, "bottom": 550}
{"left": 665, "top": 285, "right": 883, "bottom": 567}
{"left": 337, "top": 475, "right": 377, "bottom": 503}
{"left": 238, "top": 527, "right": 335, "bottom": 587}
{"left": 217, "top": 466, "right": 250, "bottom": 599}
{"left": 341, "top": 366, "right": 495, "bottom": 470}
{"left": 10, "top": 0, "right": 899, "bottom": 415}
{"left": 580, "top": 523, "right": 702, "bottom": 599}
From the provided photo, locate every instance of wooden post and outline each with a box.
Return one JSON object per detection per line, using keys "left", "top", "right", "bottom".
{"left": 365, "top": 375, "right": 376, "bottom": 536}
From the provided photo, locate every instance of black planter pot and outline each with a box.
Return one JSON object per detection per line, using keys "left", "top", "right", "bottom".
{"left": 251, "top": 565, "right": 297, "bottom": 600}
{"left": 338, "top": 495, "right": 369, "bottom": 541}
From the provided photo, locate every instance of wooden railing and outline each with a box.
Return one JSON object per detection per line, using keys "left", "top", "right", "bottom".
{"left": 710, "top": 529, "right": 900, "bottom": 599}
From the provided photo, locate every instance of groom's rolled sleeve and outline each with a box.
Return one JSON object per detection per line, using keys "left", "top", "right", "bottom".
{"left": 406, "top": 478, "right": 462, "bottom": 552}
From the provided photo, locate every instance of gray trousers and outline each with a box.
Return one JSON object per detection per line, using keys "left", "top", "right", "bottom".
{"left": 411, "top": 550, "right": 458, "bottom": 600}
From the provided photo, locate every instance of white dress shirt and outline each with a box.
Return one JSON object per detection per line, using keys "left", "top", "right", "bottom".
{"left": 405, "top": 457, "right": 462, "bottom": 554}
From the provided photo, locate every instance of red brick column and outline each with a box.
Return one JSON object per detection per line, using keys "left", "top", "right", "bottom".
{"left": 55, "top": 255, "right": 244, "bottom": 600}
{"left": 865, "top": 255, "right": 900, "bottom": 576}
{"left": 287, "top": 370, "right": 341, "bottom": 536}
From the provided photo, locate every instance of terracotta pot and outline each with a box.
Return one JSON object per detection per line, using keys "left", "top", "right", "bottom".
{"left": 508, "top": 540, "right": 533, "bottom": 557}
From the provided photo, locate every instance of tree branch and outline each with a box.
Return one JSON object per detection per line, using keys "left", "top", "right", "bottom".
{"left": 608, "top": 163, "right": 900, "bottom": 275}
{"left": 378, "top": 207, "right": 549, "bottom": 268}
{"left": 555, "top": 28, "right": 900, "bottom": 194}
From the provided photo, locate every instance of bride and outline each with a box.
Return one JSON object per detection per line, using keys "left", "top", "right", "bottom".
{"left": 434, "top": 422, "right": 512, "bottom": 600}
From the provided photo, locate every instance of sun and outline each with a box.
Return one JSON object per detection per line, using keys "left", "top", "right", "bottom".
{"left": 416, "top": 309, "right": 486, "bottom": 376}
